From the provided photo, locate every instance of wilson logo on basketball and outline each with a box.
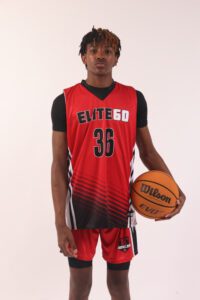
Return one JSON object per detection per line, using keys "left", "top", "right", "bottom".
{"left": 140, "top": 183, "right": 171, "bottom": 203}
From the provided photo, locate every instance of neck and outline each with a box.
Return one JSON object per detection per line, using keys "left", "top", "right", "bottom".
{"left": 86, "top": 73, "right": 113, "bottom": 88}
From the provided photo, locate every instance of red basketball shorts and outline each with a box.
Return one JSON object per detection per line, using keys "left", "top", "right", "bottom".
{"left": 70, "top": 226, "right": 138, "bottom": 264}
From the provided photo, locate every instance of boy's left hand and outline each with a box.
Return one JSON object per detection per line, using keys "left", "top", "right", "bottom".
{"left": 155, "top": 189, "right": 186, "bottom": 221}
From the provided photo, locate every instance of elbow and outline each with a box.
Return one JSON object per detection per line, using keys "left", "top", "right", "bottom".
{"left": 139, "top": 152, "right": 151, "bottom": 165}
{"left": 51, "top": 161, "right": 67, "bottom": 187}
{"left": 51, "top": 162, "right": 58, "bottom": 187}
{"left": 139, "top": 148, "right": 158, "bottom": 166}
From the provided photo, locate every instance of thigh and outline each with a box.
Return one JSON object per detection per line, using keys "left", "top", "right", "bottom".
{"left": 69, "top": 263, "right": 93, "bottom": 282}
{"left": 100, "top": 226, "right": 138, "bottom": 264}
{"left": 69, "top": 228, "right": 99, "bottom": 261}
{"left": 69, "top": 265, "right": 93, "bottom": 296}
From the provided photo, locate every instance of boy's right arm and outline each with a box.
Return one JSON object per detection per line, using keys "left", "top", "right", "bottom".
{"left": 51, "top": 131, "right": 78, "bottom": 257}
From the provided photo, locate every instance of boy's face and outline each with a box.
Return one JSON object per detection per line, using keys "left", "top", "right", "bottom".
{"left": 81, "top": 41, "right": 118, "bottom": 76}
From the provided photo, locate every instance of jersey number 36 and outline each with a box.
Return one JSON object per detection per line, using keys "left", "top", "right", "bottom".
{"left": 93, "top": 128, "right": 114, "bottom": 157}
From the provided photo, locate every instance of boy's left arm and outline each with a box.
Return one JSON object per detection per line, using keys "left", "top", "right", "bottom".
{"left": 136, "top": 126, "right": 186, "bottom": 221}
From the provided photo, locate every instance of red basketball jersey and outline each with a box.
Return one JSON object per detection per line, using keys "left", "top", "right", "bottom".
{"left": 63, "top": 82, "right": 137, "bottom": 229}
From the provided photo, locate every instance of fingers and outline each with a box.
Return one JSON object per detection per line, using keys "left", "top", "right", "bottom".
{"left": 59, "top": 245, "right": 78, "bottom": 257}
{"left": 155, "top": 197, "right": 184, "bottom": 221}
{"left": 65, "top": 240, "right": 78, "bottom": 258}
{"left": 59, "top": 239, "right": 78, "bottom": 258}
{"left": 165, "top": 200, "right": 181, "bottom": 218}
{"left": 57, "top": 226, "right": 78, "bottom": 258}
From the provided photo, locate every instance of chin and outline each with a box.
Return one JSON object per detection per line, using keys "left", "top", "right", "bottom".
{"left": 92, "top": 70, "right": 107, "bottom": 76}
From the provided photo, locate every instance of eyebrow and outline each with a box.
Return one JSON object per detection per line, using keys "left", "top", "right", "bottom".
{"left": 89, "top": 45, "right": 113, "bottom": 50}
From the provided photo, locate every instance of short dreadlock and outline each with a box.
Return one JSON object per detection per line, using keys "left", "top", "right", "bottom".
{"left": 79, "top": 26, "right": 121, "bottom": 58}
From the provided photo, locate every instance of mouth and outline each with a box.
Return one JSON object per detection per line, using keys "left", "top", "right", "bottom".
{"left": 95, "top": 62, "right": 106, "bottom": 67}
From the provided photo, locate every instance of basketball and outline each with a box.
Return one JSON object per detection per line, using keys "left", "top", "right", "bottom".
{"left": 131, "top": 170, "right": 179, "bottom": 219}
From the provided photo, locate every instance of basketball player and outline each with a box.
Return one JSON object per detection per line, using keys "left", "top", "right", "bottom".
{"left": 51, "top": 27, "right": 186, "bottom": 300}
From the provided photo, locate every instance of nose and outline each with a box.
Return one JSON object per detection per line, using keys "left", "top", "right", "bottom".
{"left": 96, "top": 47, "right": 105, "bottom": 59}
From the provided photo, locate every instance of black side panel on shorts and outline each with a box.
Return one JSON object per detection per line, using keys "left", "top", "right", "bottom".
{"left": 68, "top": 257, "right": 92, "bottom": 268}
{"left": 107, "top": 261, "right": 130, "bottom": 270}
{"left": 131, "top": 226, "right": 138, "bottom": 255}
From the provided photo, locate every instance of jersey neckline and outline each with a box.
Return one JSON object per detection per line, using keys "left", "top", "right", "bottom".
{"left": 79, "top": 80, "right": 118, "bottom": 101}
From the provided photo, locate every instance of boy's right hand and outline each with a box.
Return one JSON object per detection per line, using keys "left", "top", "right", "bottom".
{"left": 56, "top": 225, "right": 78, "bottom": 258}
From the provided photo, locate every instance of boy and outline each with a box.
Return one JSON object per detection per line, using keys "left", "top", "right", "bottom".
{"left": 51, "top": 26, "right": 185, "bottom": 300}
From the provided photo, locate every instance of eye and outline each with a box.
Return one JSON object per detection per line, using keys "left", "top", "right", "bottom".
{"left": 90, "top": 48, "right": 97, "bottom": 54}
{"left": 105, "top": 48, "right": 113, "bottom": 55}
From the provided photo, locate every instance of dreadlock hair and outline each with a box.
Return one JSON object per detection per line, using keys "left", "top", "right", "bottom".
{"left": 79, "top": 26, "right": 121, "bottom": 58}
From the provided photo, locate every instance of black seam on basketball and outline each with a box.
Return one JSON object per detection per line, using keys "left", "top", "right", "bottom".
{"left": 134, "top": 179, "right": 178, "bottom": 199}
{"left": 134, "top": 208, "right": 158, "bottom": 219}
{"left": 132, "top": 188, "right": 176, "bottom": 208}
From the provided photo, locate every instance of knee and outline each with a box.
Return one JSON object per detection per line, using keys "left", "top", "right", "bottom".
{"left": 70, "top": 273, "right": 92, "bottom": 298}
{"left": 107, "top": 274, "right": 129, "bottom": 296}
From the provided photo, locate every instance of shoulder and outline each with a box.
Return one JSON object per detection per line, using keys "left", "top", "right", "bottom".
{"left": 52, "top": 93, "right": 65, "bottom": 105}
{"left": 63, "top": 83, "right": 81, "bottom": 95}
{"left": 51, "top": 93, "right": 66, "bottom": 132}
{"left": 116, "top": 82, "right": 144, "bottom": 98}
{"left": 116, "top": 82, "right": 147, "bottom": 102}
{"left": 51, "top": 93, "right": 65, "bottom": 116}
{"left": 116, "top": 81, "right": 136, "bottom": 91}
{"left": 136, "top": 90, "right": 147, "bottom": 104}
{"left": 136, "top": 90, "right": 148, "bottom": 127}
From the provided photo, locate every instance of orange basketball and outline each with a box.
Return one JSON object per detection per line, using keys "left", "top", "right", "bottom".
{"left": 131, "top": 170, "right": 179, "bottom": 219}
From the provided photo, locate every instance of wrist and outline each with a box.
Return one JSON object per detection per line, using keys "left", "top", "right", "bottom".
{"left": 55, "top": 219, "right": 67, "bottom": 230}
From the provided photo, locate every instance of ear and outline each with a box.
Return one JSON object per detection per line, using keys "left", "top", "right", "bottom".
{"left": 113, "top": 57, "right": 119, "bottom": 66}
{"left": 81, "top": 54, "right": 87, "bottom": 65}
